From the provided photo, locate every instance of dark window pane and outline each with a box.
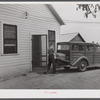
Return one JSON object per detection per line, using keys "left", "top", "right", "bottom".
{"left": 4, "top": 24, "right": 16, "bottom": 39}
{"left": 95, "top": 46, "right": 100, "bottom": 52}
{"left": 4, "top": 46, "right": 17, "bottom": 54}
{"left": 58, "top": 44, "right": 69, "bottom": 50}
{"left": 3, "top": 24, "right": 17, "bottom": 54}
{"left": 4, "top": 30, "right": 16, "bottom": 39}
{"left": 86, "top": 45, "right": 94, "bottom": 52}
{"left": 48, "top": 33, "right": 55, "bottom": 40}
{"left": 48, "top": 30, "right": 55, "bottom": 48}
{"left": 72, "top": 44, "right": 78, "bottom": 51}
{"left": 79, "top": 45, "right": 85, "bottom": 51}
{"left": 4, "top": 25, "right": 16, "bottom": 32}
{"left": 5, "top": 39, "right": 16, "bottom": 44}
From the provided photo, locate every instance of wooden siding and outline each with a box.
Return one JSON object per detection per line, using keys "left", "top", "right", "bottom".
{"left": 71, "top": 52, "right": 85, "bottom": 64}
{"left": 94, "top": 52, "right": 100, "bottom": 64}
{"left": 86, "top": 52, "right": 94, "bottom": 64}
{"left": 0, "top": 4, "right": 60, "bottom": 77}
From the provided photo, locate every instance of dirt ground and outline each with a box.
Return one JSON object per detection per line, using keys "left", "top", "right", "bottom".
{"left": 0, "top": 67, "right": 100, "bottom": 89}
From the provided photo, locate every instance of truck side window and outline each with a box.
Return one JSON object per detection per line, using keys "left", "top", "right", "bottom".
{"left": 58, "top": 44, "right": 69, "bottom": 50}
{"left": 86, "top": 45, "right": 94, "bottom": 52}
{"left": 72, "top": 44, "right": 78, "bottom": 51}
{"left": 58, "top": 45, "right": 61, "bottom": 50}
{"left": 79, "top": 45, "right": 85, "bottom": 51}
{"left": 95, "top": 46, "right": 100, "bottom": 52}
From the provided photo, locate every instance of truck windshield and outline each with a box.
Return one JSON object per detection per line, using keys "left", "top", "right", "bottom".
{"left": 57, "top": 44, "right": 69, "bottom": 50}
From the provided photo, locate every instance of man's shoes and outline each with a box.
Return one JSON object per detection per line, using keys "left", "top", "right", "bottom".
{"left": 43, "top": 71, "right": 56, "bottom": 74}
{"left": 44, "top": 72, "right": 47, "bottom": 74}
{"left": 52, "top": 72, "right": 56, "bottom": 74}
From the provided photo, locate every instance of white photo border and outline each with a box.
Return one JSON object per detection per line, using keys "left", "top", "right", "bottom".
{"left": 0, "top": 1, "right": 100, "bottom": 98}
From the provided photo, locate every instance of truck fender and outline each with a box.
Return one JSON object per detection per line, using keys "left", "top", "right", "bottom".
{"left": 72, "top": 56, "right": 89, "bottom": 67}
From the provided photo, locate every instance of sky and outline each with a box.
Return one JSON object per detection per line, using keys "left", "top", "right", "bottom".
{"left": 52, "top": 2, "right": 100, "bottom": 44}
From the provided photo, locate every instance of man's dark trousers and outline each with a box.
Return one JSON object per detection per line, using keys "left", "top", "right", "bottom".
{"left": 47, "top": 54, "right": 56, "bottom": 73}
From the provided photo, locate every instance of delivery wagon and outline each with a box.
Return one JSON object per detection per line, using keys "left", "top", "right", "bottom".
{"left": 55, "top": 42, "right": 100, "bottom": 72}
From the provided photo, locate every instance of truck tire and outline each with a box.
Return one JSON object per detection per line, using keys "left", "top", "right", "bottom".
{"left": 78, "top": 60, "right": 87, "bottom": 72}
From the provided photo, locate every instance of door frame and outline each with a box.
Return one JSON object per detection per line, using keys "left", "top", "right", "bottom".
{"left": 30, "top": 33, "right": 47, "bottom": 71}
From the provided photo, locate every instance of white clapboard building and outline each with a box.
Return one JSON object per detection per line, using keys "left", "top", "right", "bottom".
{"left": 0, "top": 4, "right": 65, "bottom": 79}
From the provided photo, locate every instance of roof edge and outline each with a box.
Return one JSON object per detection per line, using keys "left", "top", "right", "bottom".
{"left": 70, "top": 33, "right": 86, "bottom": 42}
{"left": 78, "top": 33, "right": 86, "bottom": 42}
{"left": 46, "top": 4, "right": 65, "bottom": 25}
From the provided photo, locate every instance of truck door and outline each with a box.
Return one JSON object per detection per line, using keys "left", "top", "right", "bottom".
{"left": 86, "top": 44, "right": 94, "bottom": 65}
{"left": 71, "top": 44, "right": 85, "bottom": 64}
{"left": 94, "top": 45, "right": 100, "bottom": 64}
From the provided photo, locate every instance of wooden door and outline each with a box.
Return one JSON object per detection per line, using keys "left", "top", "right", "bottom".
{"left": 32, "top": 35, "right": 41, "bottom": 67}
{"left": 86, "top": 44, "right": 94, "bottom": 65}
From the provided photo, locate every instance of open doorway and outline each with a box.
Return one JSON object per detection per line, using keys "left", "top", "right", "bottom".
{"left": 32, "top": 35, "right": 47, "bottom": 71}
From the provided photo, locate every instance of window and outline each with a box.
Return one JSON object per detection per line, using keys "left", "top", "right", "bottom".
{"left": 58, "top": 44, "right": 69, "bottom": 50}
{"left": 86, "top": 45, "right": 94, "bottom": 52}
{"left": 72, "top": 44, "right": 85, "bottom": 51}
{"left": 79, "top": 45, "right": 85, "bottom": 51}
{"left": 48, "top": 30, "right": 55, "bottom": 48}
{"left": 95, "top": 46, "right": 100, "bottom": 52}
{"left": 72, "top": 44, "right": 78, "bottom": 51}
{"left": 3, "top": 24, "right": 17, "bottom": 54}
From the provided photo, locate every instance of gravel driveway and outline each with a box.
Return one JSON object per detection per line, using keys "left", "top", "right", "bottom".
{"left": 0, "top": 67, "right": 100, "bottom": 89}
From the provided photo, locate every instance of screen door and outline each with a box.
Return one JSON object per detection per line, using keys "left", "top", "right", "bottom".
{"left": 32, "top": 35, "right": 47, "bottom": 70}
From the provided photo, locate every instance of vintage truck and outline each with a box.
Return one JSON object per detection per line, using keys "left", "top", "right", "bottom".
{"left": 55, "top": 42, "right": 100, "bottom": 72}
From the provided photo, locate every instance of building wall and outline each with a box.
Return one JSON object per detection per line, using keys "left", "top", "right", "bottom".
{"left": 71, "top": 35, "right": 84, "bottom": 42}
{"left": 0, "top": 4, "right": 60, "bottom": 79}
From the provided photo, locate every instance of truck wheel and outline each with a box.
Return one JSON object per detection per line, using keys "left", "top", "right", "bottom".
{"left": 78, "top": 60, "right": 87, "bottom": 72}
{"left": 64, "top": 67, "right": 70, "bottom": 70}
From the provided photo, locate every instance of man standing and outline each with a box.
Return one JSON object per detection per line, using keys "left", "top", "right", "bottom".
{"left": 46, "top": 43, "right": 56, "bottom": 74}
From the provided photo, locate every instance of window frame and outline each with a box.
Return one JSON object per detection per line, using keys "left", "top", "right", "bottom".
{"left": 86, "top": 45, "right": 94, "bottom": 52}
{"left": 95, "top": 45, "right": 100, "bottom": 52}
{"left": 78, "top": 45, "right": 85, "bottom": 51}
{"left": 57, "top": 44, "right": 70, "bottom": 51}
{"left": 48, "top": 30, "right": 56, "bottom": 49}
{"left": 72, "top": 44, "right": 85, "bottom": 52}
{"left": 2, "top": 22, "right": 19, "bottom": 55}
{"left": 72, "top": 44, "right": 79, "bottom": 51}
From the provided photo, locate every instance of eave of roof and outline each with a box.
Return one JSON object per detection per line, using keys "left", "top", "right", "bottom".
{"left": 46, "top": 4, "right": 65, "bottom": 25}
{"left": 57, "top": 42, "right": 100, "bottom": 46}
{"left": 60, "top": 32, "right": 86, "bottom": 42}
